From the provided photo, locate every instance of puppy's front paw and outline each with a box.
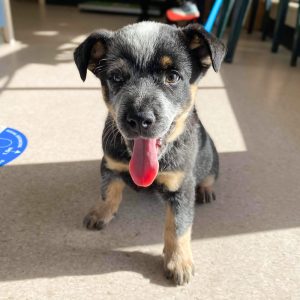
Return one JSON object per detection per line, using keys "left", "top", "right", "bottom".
{"left": 164, "top": 255, "right": 195, "bottom": 285}
{"left": 196, "top": 175, "right": 216, "bottom": 204}
{"left": 83, "top": 205, "right": 116, "bottom": 230}
{"left": 196, "top": 186, "right": 216, "bottom": 204}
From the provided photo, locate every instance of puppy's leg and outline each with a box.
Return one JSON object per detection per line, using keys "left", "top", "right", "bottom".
{"left": 163, "top": 182, "right": 195, "bottom": 285}
{"left": 83, "top": 161, "right": 125, "bottom": 230}
{"left": 196, "top": 175, "right": 216, "bottom": 204}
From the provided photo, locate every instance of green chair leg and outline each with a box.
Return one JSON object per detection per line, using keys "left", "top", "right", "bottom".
{"left": 216, "top": 0, "right": 235, "bottom": 39}
{"left": 248, "top": 0, "right": 259, "bottom": 34}
{"left": 271, "top": 0, "right": 289, "bottom": 53}
{"left": 225, "top": 0, "right": 250, "bottom": 63}
{"left": 290, "top": 3, "right": 300, "bottom": 66}
{"left": 261, "top": 0, "right": 273, "bottom": 41}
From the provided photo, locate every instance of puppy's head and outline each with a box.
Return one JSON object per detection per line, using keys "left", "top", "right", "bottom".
{"left": 74, "top": 22, "right": 225, "bottom": 141}
{"left": 74, "top": 22, "right": 225, "bottom": 185}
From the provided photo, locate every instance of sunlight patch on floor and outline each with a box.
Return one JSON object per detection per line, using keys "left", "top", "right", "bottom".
{"left": 33, "top": 30, "right": 59, "bottom": 36}
{"left": 0, "top": 41, "right": 27, "bottom": 59}
{"left": 196, "top": 71, "right": 247, "bottom": 153}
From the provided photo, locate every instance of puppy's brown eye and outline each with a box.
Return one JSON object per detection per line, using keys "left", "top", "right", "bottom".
{"left": 165, "top": 71, "right": 180, "bottom": 84}
{"left": 112, "top": 73, "right": 123, "bottom": 83}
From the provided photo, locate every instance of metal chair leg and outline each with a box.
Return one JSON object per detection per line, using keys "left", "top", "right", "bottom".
{"left": 261, "top": 0, "right": 273, "bottom": 41}
{"left": 225, "top": 0, "right": 250, "bottom": 63}
{"left": 247, "top": 0, "right": 259, "bottom": 34}
{"left": 271, "top": 0, "right": 289, "bottom": 53}
{"left": 290, "top": 3, "right": 300, "bottom": 66}
{"left": 216, "top": 0, "right": 235, "bottom": 39}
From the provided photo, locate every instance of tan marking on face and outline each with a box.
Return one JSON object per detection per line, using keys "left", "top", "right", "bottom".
{"left": 85, "top": 179, "right": 125, "bottom": 227}
{"left": 189, "top": 35, "right": 212, "bottom": 68}
{"left": 160, "top": 55, "right": 173, "bottom": 68}
{"left": 166, "top": 85, "right": 196, "bottom": 143}
{"left": 201, "top": 55, "right": 212, "bottom": 67}
{"left": 107, "top": 105, "right": 116, "bottom": 118}
{"left": 100, "top": 85, "right": 117, "bottom": 118}
{"left": 88, "top": 41, "right": 105, "bottom": 71}
{"left": 190, "top": 34, "right": 203, "bottom": 50}
{"left": 105, "top": 155, "right": 129, "bottom": 172}
{"left": 200, "top": 175, "right": 215, "bottom": 188}
{"left": 91, "top": 41, "right": 105, "bottom": 60}
{"left": 101, "top": 85, "right": 109, "bottom": 102}
{"left": 164, "top": 204, "right": 194, "bottom": 284}
{"left": 156, "top": 171, "right": 185, "bottom": 192}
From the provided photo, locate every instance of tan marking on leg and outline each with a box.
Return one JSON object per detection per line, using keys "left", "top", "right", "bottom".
{"left": 105, "top": 155, "right": 129, "bottom": 172}
{"left": 164, "top": 204, "right": 194, "bottom": 285}
{"left": 156, "top": 171, "right": 185, "bottom": 192}
{"left": 200, "top": 175, "right": 215, "bottom": 188}
{"left": 160, "top": 55, "right": 173, "bottom": 68}
{"left": 84, "top": 179, "right": 125, "bottom": 229}
{"left": 166, "top": 85, "right": 196, "bottom": 143}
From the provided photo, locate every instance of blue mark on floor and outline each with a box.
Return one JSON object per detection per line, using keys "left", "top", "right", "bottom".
{"left": 0, "top": 128, "right": 28, "bottom": 167}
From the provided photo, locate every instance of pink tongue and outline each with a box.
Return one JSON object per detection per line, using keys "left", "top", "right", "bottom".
{"left": 129, "top": 138, "right": 159, "bottom": 187}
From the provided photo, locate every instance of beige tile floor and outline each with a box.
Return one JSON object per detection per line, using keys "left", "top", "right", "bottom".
{"left": 0, "top": 1, "right": 299, "bottom": 299}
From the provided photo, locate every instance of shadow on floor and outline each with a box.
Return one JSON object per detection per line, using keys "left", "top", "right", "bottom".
{"left": 0, "top": 149, "right": 299, "bottom": 284}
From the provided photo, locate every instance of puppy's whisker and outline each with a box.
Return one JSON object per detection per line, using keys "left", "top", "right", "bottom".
{"left": 113, "top": 132, "right": 119, "bottom": 150}
{"left": 110, "top": 127, "right": 119, "bottom": 150}
{"left": 166, "top": 85, "right": 175, "bottom": 95}
{"left": 94, "top": 67, "right": 107, "bottom": 75}
{"left": 103, "top": 123, "right": 116, "bottom": 139}
{"left": 103, "top": 126, "right": 116, "bottom": 151}
{"left": 102, "top": 124, "right": 115, "bottom": 139}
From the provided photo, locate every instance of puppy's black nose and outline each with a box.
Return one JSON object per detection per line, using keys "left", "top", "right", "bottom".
{"left": 126, "top": 112, "right": 155, "bottom": 131}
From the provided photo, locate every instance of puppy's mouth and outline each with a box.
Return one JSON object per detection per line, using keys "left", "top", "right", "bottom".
{"left": 128, "top": 138, "right": 163, "bottom": 188}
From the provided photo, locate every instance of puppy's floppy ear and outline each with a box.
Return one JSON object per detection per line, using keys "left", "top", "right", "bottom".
{"left": 74, "top": 30, "right": 113, "bottom": 81}
{"left": 182, "top": 24, "right": 226, "bottom": 79}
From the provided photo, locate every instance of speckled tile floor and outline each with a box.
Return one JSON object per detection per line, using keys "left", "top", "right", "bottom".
{"left": 0, "top": 1, "right": 299, "bottom": 299}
